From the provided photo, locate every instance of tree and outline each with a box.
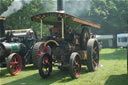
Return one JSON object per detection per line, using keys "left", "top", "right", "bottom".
{"left": 0, "top": 0, "right": 56, "bottom": 35}
{"left": 88, "top": 0, "right": 128, "bottom": 34}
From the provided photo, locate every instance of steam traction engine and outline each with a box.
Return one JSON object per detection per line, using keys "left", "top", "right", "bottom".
{"left": 0, "top": 17, "right": 37, "bottom": 75}
{"left": 31, "top": 12, "right": 101, "bottom": 79}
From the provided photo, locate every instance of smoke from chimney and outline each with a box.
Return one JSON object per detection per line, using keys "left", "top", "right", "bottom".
{"left": 0, "top": 0, "right": 33, "bottom": 17}
{"left": 64, "top": 0, "right": 92, "bottom": 17}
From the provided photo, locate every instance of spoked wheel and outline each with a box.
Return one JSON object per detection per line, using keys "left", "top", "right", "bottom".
{"left": 69, "top": 52, "right": 81, "bottom": 79}
{"left": 38, "top": 53, "right": 52, "bottom": 78}
{"left": 32, "top": 42, "right": 51, "bottom": 68}
{"left": 6, "top": 53, "right": 22, "bottom": 75}
{"left": 87, "top": 39, "right": 99, "bottom": 71}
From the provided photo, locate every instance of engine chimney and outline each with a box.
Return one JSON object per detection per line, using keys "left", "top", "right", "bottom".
{"left": 57, "top": 0, "right": 64, "bottom": 13}
{"left": 0, "top": 17, "right": 6, "bottom": 38}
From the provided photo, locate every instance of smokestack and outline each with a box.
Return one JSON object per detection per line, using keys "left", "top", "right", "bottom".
{"left": 57, "top": 0, "right": 64, "bottom": 13}
{"left": 0, "top": 17, "right": 6, "bottom": 38}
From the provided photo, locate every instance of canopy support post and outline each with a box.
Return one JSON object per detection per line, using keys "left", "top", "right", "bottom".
{"left": 62, "top": 18, "right": 64, "bottom": 39}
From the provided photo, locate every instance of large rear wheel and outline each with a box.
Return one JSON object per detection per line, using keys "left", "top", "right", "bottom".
{"left": 32, "top": 42, "right": 51, "bottom": 68}
{"left": 87, "top": 39, "right": 99, "bottom": 71}
{"left": 69, "top": 52, "right": 81, "bottom": 79}
{"left": 6, "top": 53, "right": 22, "bottom": 75}
{"left": 38, "top": 53, "right": 52, "bottom": 78}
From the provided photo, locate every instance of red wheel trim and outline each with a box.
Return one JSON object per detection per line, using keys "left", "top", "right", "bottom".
{"left": 11, "top": 58, "right": 17, "bottom": 67}
{"left": 75, "top": 73, "right": 80, "bottom": 78}
{"left": 44, "top": 57, "right": 49, "bottom": 63}
{"left": 11, "top": 61, "right": 16, "bottom": 67}
{"left": 74, "top": 60, "right": 81, "bottom": 78}
{"left": 10, "top": 53, "right": 22, "bottom": 75}
{"left": 38, "top": 51, "right": 44, "bottom": 60}
{"left": 37, "top": 46, "right": 51, "bottom": 60}
{"left": 74, "top": 65, "right": 80, "bottom": 78}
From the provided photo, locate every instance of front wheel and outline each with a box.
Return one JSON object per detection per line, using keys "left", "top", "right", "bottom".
{"left": 6, "top": 53, "right": 22, "bottom": 75}
{"left": 38, "top": 53, "right": 52, "bottom": 78}
{"left": 69, "top": 52, "right": 81, "bottom": 79}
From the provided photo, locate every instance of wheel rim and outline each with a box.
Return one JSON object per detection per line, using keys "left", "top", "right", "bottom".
{"left": 41, "top": 54, "right": 51, "bottom": 76}
{"left": 73, "top": 56, "right": 81, "bottom": 78}
{"left": 37, "top": 44, "right": 51, "bottom": 60}
{"left": 9, "top": 54, "right": 22, "bottom": 75}
{"left": 92, "top": 42, "right": 99, "bottom": 69}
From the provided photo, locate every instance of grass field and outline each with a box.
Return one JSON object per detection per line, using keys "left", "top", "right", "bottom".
{"left": 0, "top": 48, "right": 128, "bottom": 85}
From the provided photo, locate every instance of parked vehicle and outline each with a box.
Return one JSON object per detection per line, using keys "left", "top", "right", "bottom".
{"left": 0, "top": 17, "right": 37, "bottom": 75}
{"left": 117, "top": 33, "right": 128, "bottom": 48}
{"left": 31, "top": 11, "right": 101, "bottom": 79}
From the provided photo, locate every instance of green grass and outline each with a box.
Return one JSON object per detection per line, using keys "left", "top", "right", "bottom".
{"left": 0, "top": 48, "right": 128, "bottom": 85}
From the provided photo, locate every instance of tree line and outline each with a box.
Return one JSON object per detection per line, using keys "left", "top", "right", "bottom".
{"left": 87, "top": 0, "right": 128, "bottom": 34}
{"left": 0, "top": 0, "right": 128, "bottom": 35}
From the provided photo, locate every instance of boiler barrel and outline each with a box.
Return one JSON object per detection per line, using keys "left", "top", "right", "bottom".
{"left": 0, "top": 42, "right": 25, "bottom": 59}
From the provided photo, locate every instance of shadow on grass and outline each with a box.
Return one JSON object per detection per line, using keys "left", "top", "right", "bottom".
{"left": 0, "top": 68, "right": 10, "bottom": 77}
{"left": 2, "top": 69, "right": 72, "bottom": 85}
{"left": 58, "top": 67, "right": 89, "bottom": 83}
{"left": 100, "top": 48, "right": 127, "bottom": 60}
{"left": 0, "top": 65, "right": 36, "bottom": 77}
{"left": 1, "top": 66, "right": 89, "bottom": 85}
{"left": 104, "top": 74, "right": 128, "bottom": 85}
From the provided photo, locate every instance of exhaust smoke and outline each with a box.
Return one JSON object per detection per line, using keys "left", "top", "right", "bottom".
{"left": 64, "top": 0, "right": 92, "bottom": 17}
{"left": 0, "top": 0, "right": 33, "bottom": 17}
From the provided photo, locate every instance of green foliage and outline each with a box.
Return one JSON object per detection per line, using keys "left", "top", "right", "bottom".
{"left": 0, "top": 0, "right": 127, "bottom": 36}
{"left": 88, "top": 0, "right": 128, "bottom": 34}
{"left": 0, "top": 0, "right": 55, "bottom": 36}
